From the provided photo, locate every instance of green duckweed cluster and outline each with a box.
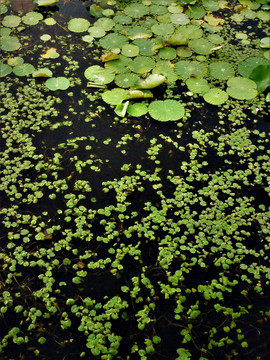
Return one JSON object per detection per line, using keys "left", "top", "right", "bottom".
{"left": 0, "top": 0, "right": 270, "bottom": 359}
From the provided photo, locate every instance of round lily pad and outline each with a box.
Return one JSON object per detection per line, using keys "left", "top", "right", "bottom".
{"left": 151, "top": 23, "right": 175, "bottom": 36}
{"left": 127, "top": 102, "right": 148, "bottom": 117}
{"left": 32, "top": 68, "right": 53, "bottom": 78}
{"left": 129, "top": 56, "right": 155, "bottom": 74}
{"left": 149, "top": 5, "right": 168, "bottom": 16}
{"left": 22, "top": 12, "right": 43, "bottom": 25}
{"left": 158, "top": 47, "right": 176, "bottom": 60}
{"left": 115, "top": 73, "right": 139, "bottom": 88}
{"left": 227, "top": 77, "right": 258, "bottom": 100}
{"left": 153, "top": 60, "right": 178, "bottom": 83}
{"left": 121, "top": 44, "right": 140, "bottom": 58}
{"left": 0, "top": 27, "right": 11, "bottom": 36}
{"left": 136, "top": 74, "right": 166, "bottom": 89}
{"left": 95, "top": 18, "right": 115, "bottom": 31}
{"left": 44, "top": 18, "right": 56, "bottom": 26}
{"left": 170, "top": 13, "right": 189, "bottom": 25}
{"left": 2, "top": 15, "right": 21, "bottom": 28}
{"left": 185, "top": 5, "right": 206, "bottom": 19}
{"left": 105, "top": 55, "right": 132, "bottom": 74}
{"left": 189, "top": 39, "right": 214, "bottom": 55}
{"left": 209, "top": 61, "right": 235, "bottom": 80}
{"left": 207, "top": 34, "right": 224, "bottom": 44}
{"left": 7, "top": 57, "right": 24, "bottom": 66}
{"left": 176, "top": 47, "right": 192, "bottom": 58}
{"left": 82, "top": 35, "right": 94, "bottom": 43}
{"left": 67, "top": 18, "right": 90, "bottom": 33}
{"left": 40, "top": 34, "right": 51, "bottom": 41}
{"left": 124, "top": 4, "right": 148, "bottom": 18}
{"left": 186, "top": 78, "right": 210, "bottom": 94}
{"left": 148, "top": 100, "right": 185, "bottom": 121}
{"left": 99, "top": 33, "right": 128, "bottom": 50}
{"left": 84, "top": 65, "right": 115, "bottom": 85}
{"left": 238, "top": 57, "right": 269, "bottom": 78}
{"left": 0, "top": 64, "right": 12, "bottom": 77}
{"left": 113, "top": 15, "right": 132, "bottom": 25}
{"left": 0, "top": 4, "right": 8, "bottom": 15}
{"left": 175, "top": 61, "right": 208, "bottom": 80}
{"left": 203, "top": 88, "right": 228, "bottom": 105}
{"left": 178, "top": 25, "right": 203, "bottom": 40}
{"left": 125, "top": 26, "right": 153, "bottom": 41}
{"left": 88, "top": 26, "right": 106, "bottom": 38}
{"left": 102, "top": 88, "right": 129, "bottom": 105}
{"left": 132, "top": 38, "right": 155, "bottom": 56}
{"left": 260, "top": 37, "right": 270, "bottom": 49}
{"left": 13, "top": 63, "right": 35, "bottom": 76}
{"left": 45, "top": 77, "right": 70, "bottom": 91}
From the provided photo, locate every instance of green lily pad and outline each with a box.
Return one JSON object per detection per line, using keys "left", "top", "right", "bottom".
{"left": 0, "top": 27, "right": 11, "bottom": 36}
{"left": 260, "top": 37, "right": 270, "bottom": 49}
{"left": 22, "top": 12, "right": 43, "bottom": 25}
{"left": 151, "top": 23, "right": 175, "bottom": 36}
{"left": 32, "top": 68, "right": 53, "bottom": 78}
{"left": 7, "top": 57, "right": 24, "bottom": 66}
{"left": 153, "top": 60, "right": 178, "bottom": 83}
{"left": 36, "top": 0, "right": 59, "bottom": 5}
{"left": 84, "top": 65, "right": 115, "bottom": 85}
{"left": 45, "top": 77, "right": 70, "bottom": 91}
{"left": 207, "top": 34, "right": 224, "bottom": 44}
{"left": 99, "top": 33, "right": 128, "bottom": 50}
{"left": 13, "top": 63, "right": 35, "bottom": 76}
{"left": 115, "top": 73, "right": 139, "bottom": 88}
{"left": 203, "top": 88, "right": 228, "bottom": 105}
{"left": 176, "top": 47, "right": 192, "bottom": 58}
{"left": 185, "top": 6, "right": 206, "bottom": 19}
{"left": 209, "top": 61, "right": 235, "bottom": 80}
{"left": 186, "top": 78, "right": 210, "bottom": 94}
{"left": 175, "top": 61, "right": 208, "bottom": 80}
{"left": 102, "top": 88, "right": 129, "bottom": 105}
{"left": 149, "top": 4, "right": 168, "bottom": 16}
{"left": 124, "top": 4, "right": 149, "bottom": 18}
{"left": 127, "top": 102, "right": 148, "bottom": 117}
{"left": 189, "top": 39, "right": 214, "bottom": 55}
{"left": 44, "top": 18, "right": 56, "bottom": 25}
{"left": 227, "top": 77, "right": 258, "bottom": 100}
{"left": 149, "top": 100, "right": 185, "bottom": 121}
{"left": 158, "top": 47, "right": 176, "bottom": 60}
{"left": 170, "top": 13, "right": 190, "bottom": 25}
{"left": 249, "top": 65, "right": 270, "bottom": 92}
{"left": 105, "top": 55, "right": 132, "bottom": 74}
{"left": 0, "top": 64, "right": 12, "bottom": 77}
{"left": 136, "top": 74, "right": 166, "bottom": 89}
{"left": 177, "top": 25, "right": 203, "bottom": 40}
{"left": 129, "top": 56, "right": 155, "bottom": 74}
{"left": 2, "top": 15, "right": 21, "bottom": 28}
{"left": 40, "top": 34, "right": 51, "bottom": 41}
{"left": 88, "top": 26, "right": 106, "bottom": 38}
{"left": 115, "top": 101, "right": 129, "bottom": 117}
{"left": 95, "top": 18, "right": 115, "bottom": 32}
{"left": 124, "top": 26, "right": 153, "bottom": 41}
{"left": 238, "top": 57, "right": 269, "bottom": 78}
{"left": 113, "top": 15, "right": 132, "bottom": 25}
{"left": 68, "top": 18, "right": 90, "bottom": 33}
{"left": 0, "top": 4, "right": 8, "bottom": 15}
{"left": 132, "top": 38, "right": 155, "bottom": 56}
{"left": 121, "top": 44, "right": 140, "bottom": 58}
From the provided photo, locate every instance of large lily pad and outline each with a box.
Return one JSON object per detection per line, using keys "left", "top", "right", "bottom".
{"left": 129, "top": 56, "right": 155, "bottom": 74}
{"left": 209, "top": 61, "right": 235, "bottom": 80}
{"left": 45, "top": 77, "right": 70, "bottom": 91}
{"left": 238, "top": 57, "right": 269, "bottom": 78}
{"left": 22, "top": 12, "right": 43, "bottom": 25}
{"left": 148, "top": 100, "right": 185, "bottom": 121}
{"left": 132, "top": 38, "right": 155, "bottom": 56}
{"left": 2, "top": 15, "right": 21, "bottom": 28}
{"left": 249, "top": 65, "right": 270, "bottom": 92}
{"left": 226, "top": 77, "right": 258, "bottom": 100}
{"left": 203, "top": 88, "right": 228, "bottom": 105}
{"left": 189, "top": 39, "right": 214, "bottom": 55}
{"left": 13, "top": 63, "right": 35, "bottom": 76}
{"left": 175, "top": 61, "right": 208, "bottom": 80}
{"left": 99, "top": 33, "right": 128, "bottom": 50}
{"left": 84, "top": 65, "right": 115, "bottom": 85}
{"left": 102, "top": 88, "right": 129, "bottom": 105}
{"left": 67, "top": 18, "right": 90, "bottom": 33}
{"left": 121, "top": 44, "right": 140, "bottom": 58}
{"left": 127, "top": 102, "right": 148, "bottom": 117}
{"left": 186, "top": 78, "right": 210, "bottom": 94}
{"left": 124, "top": 4, "right": 148, "bottom": 18}
{"left": 115, "top": 73, "right": 139, "bottom": 88}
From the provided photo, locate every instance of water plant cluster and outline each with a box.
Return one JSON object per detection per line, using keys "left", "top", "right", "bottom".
{"left": 0, "top": 0, "right": 270, "bottom": 359}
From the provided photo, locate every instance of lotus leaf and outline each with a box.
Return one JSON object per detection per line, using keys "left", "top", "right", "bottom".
{"left": 105, "top": 55, "right": 132, "bottom": 74}
{"left": 249, "top": 65, "right": 270, "bottom": 92}
{"left": 132, "top": 38, "right": 155, "bottom": 56}
{"left": 127, "top": 102, "right": 148, "bottom": 117}
{"left": 99, "top": 33, "right": 128, "bottom": 50}
{"left": 136, "top": 74, "right": 166, "bottom": 89}
{"left": 67, "top": 18, "right": 90, "bottom": 33}
{"left": 2, "top": 15, "right": 21, "bottom": 28}
{"left": 13, "top": 63, "right": 35, "bottom": 76}
{"left": 148, "top": 100, "right": 185, "bottom": 121}
{"left": 129, "top": 57, "right": 155, "bottom": 74}
{"left": 84, "top": 65, "right": 115, "bottom": 85}
{"left": 121, "top": 44, "right": 140, "bottom": 57}
{"left": 0, "top": 64, "right": 12, "bottom": 77}
{"left": 45, "top": 77, "right": 70, "bottom": 91}
{"left": 170, "top": 13, "right": 189, "bottom": 25}
{"left": 95, "top": 18, "right": 115, "bottom": 32}
{"left": 153, "top": 61, "right": 178, "bottom": 83}
{"left": 175, "top": 61, "right": 208, "bottom": 80}
{"left": 151, "top": 23, "right": 175, "bottom": 36}
{"left": 88, "top": 26, "right": 106, "bottom": 38}
{"left": 115, "top": 73, "right": 139, "bottom": 88}
{"left": 32, "top": 68, "right": 53, "bottom": 78}
{"left": 102, "top": 88, "right": 129, "bottom": 105}
{"left": 203, "top": 88, "right": 228, "bottom": 105}
{"left": 7, "top": 57, "right": 24, "bottom": 66}
{"left": 209, "top": 62, "right": 235, "bottom": 80}
{"left": 186, "top": 78, "right": 210, "bottom": 94}
{"left": 238, "top": 57, "right": 270, "bottom": 78}
{"left": 158, "top": 47, "right": 176, "bottom": 60}
{"left": 22, "top": 12, "right": 43, "bottom": 25}
{"left": 124, "top": 4, "right": 148, "bottom": 18}
{"left": 189, "top": 39, "right": 214, "bottom": 55}
{"left": 227, "top": 77, "right": 258, "bottom": 100}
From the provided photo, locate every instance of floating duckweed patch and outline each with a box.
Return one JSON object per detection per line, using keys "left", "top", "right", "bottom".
{"left": 1, "top": 1, "right": 270, "bottom": 360}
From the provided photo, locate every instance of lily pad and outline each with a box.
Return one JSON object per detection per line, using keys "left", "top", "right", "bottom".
{"left": 40, "top": 34, "right": 51, "bottom": 41}
{"left": 40, "top": 48, "right": 59, "bottom": 59}
{"left": 67, "top": 18, "right": 90, "bottom": 33}
{"left": 249, "top": 65, "right": 270, "bottom": 92}
{"left": 127, "top": 102, "right": 148, "bottom": 117}
{"left": 99, "top": 33, "right": 128, "bottom": 50}
{"left": 95, "top": 18, "right": 115, "bottom": 32}
{"left": 177, "top": 25, "right": 203, "bottom": 40}
{"left": 185, "top": 6, "right": 206, "bottom": 19}
{"left": 175, "top": 61, "right": 208, "bottom": 80}
{"left": 45, "top": 77, "right": 70, "bottom": 91}
{"left": 7, "top": 57, "right": 24, "bottom": 66}
{"left": 129, "top": 56, "right": 155, "bottom": 74}
{"left": 132, "top": 38, "right": 155, "bottom": 56}
{"left": 124, "top": 4, "right": 149, "bottom": 18}
{"left": 105, "top": 55, "right": 132, "bottom": 74}
{"left": 121, "top": 44, "right": 140, "bottom": 58}
{"left": 186, "top": 78, "right": 210, "bottom": 94}
{"left": 226, "top": 77, "right": 258, "bottom": 100}
{"left": 0, "top": 64, "right": 12, "bottom": 77}
{"left": 238, "top": 57, "right": 269, "bottom": 78}
{"left": 84, "top": 65, "right": 115, "bottom": 85}
{"left": 153, "top": 61, "right": 178, "bottom": 83}
{"left": 136, "top": 74, "right": 166, "bottom": 89}
{"left": 170, "top": 13, "right": 190, "bottom": 25}
{"left": 0, "top": 28, "right": 11, "bottom": 36}
{"left": 13, "top": 63, "right": 35, "bottom": 76}
{"left": 189, "top": 39, "right": 214, "bottom": 55}
{"left": 32, "top": 68, "right": 53, "bottom": 78}
{"left": 124, "top": 26, "right": 153, "bottom": 40}
{"left": 151, "top": 23, "right": 175, "bottom": 36}
{"left": 102, "top": 88, "right": 129, "bottom": 105}
{"left": 88, "top": 26, "right": 106, "bottom": 38}
{"left": 2, "top": 15, "right": 21, "bottom": 28}
{"left": 36, "top": 0, "right": 59, "bottom": 5}
{"left": 260, "top": 37, "right": 270, "bottom": 49}
{"left": 44, "top": 18, "right": 56, "bottom": 25}
{"left": 22, "top": 12, "right": 43, "bottom": 25}
{"left": 158, "top": 47, "right": 176, "bottom": 60}
{"left": 115, "top": 73, "right": 139, "bottom": 88}
{"left": 148, "top": 100, "right": 185, "bottom": 121}
{"left": 203, "top": 88, "right": 228, "bottom": 105}
{"left": 209, "top": 61, "right": 235, "bottom": 80}
{"left": 0, "top": 4, "right": 8, "bottom": 14}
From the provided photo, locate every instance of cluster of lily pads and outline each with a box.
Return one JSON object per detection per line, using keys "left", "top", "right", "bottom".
{"left": 0, "top": 0, "right": 270, "bottom": 360}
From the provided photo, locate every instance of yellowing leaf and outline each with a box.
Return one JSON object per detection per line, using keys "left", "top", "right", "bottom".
{"left": 204, "top": 14, "right": 225, "bottom": 27}
{"left": 41, "top": 48, "right": 60, "bottom": 59}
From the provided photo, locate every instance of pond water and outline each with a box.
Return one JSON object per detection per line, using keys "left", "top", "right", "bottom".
{"left": 0, "top": 0, "right": 270, "bottom": 359}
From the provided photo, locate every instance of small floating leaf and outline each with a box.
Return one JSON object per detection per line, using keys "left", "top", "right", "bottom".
{"left": 2, "top": 15, "right": 21, "bottom": 28}
{"left": 105, "top": 55, "right": 132, "bottom": 74}
{"left": 102, "top": 88, "right": 129, "bottom": 105}
{"left": 7, "top": 57, "right": 24, "bottom": 66}
{"left": 186, "top": 78, "right": 210, "bottom": 94}
{"left": 99, "top": 33, "right": 128, "bottom": 50}
{"left": 32, "top": 68, "right": 53, "bottom": 78}
{"left": 45, "top": 77, "right": 70, "bottom": 91}
{"left": 115, "top": 73, "right": 139, "bottom": 88}
{"left": 132, "top": 38, "right": 155, "bottom": 56}
{"left": 68, "top": 18, "right": 90, "bottom": 33}
{"left": 13, "top": 63, "right": 35, "bottom": 76}
{"left": 121, "top": 44, "right": 140, "bottom": 58}
{"left": 84, "top": 65, "right": 115, "bottom": 85}
{"left": 124, "top": 4, "right": 148, "bottom": 18}
{"left": 0, "top": 64, "right": 12, "bottom": 77}
{"left": 148, "top": 100, "right": 185, "bottom": 121}
{"left": 260, "top": 37, "right": 270, "bottom": 49}
{"left": 175, "top": 61, "right": 207, "bottom": 80}
{"left": 36, "top": 0, "right": 59, "bottom": 6}
{"left": 226, "top": 77, "right": 258, "bottom": 100}
{"left": 209, "top": 61, "right": 235, "bottom": 80}
{"left": 189, "top": 39, "right": 214, "bottom": 55}
{"left": 158, "top": 47, "right": 176, "bottom": 60}
{"left": 22, "top": 11, "right": 43, "bottom": 25}
{"left": 238, "top": 57, "right": 269, "bottom": 78}
{"left": 129, "top": 56, "right": 155, "bottom": 74}
{"left": 170, "top": 13, "right": 189, "bottom": 25}
{"left": 203, "top": 88, "right": 228, "bottom": 105}
{"left": 40, "top": 47, "right": 59, "bottom": 58}
{"left": 249, "top": 65, "right": 270, "bottom": 92}
{"left": 127, "top": 102, "right": 148, "bottom": 117}
{"left": 88, "top": 26, "right": 106, "bottom": 38}
{"left": 136, "top": 74, "right": 166, "bottom": 89}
